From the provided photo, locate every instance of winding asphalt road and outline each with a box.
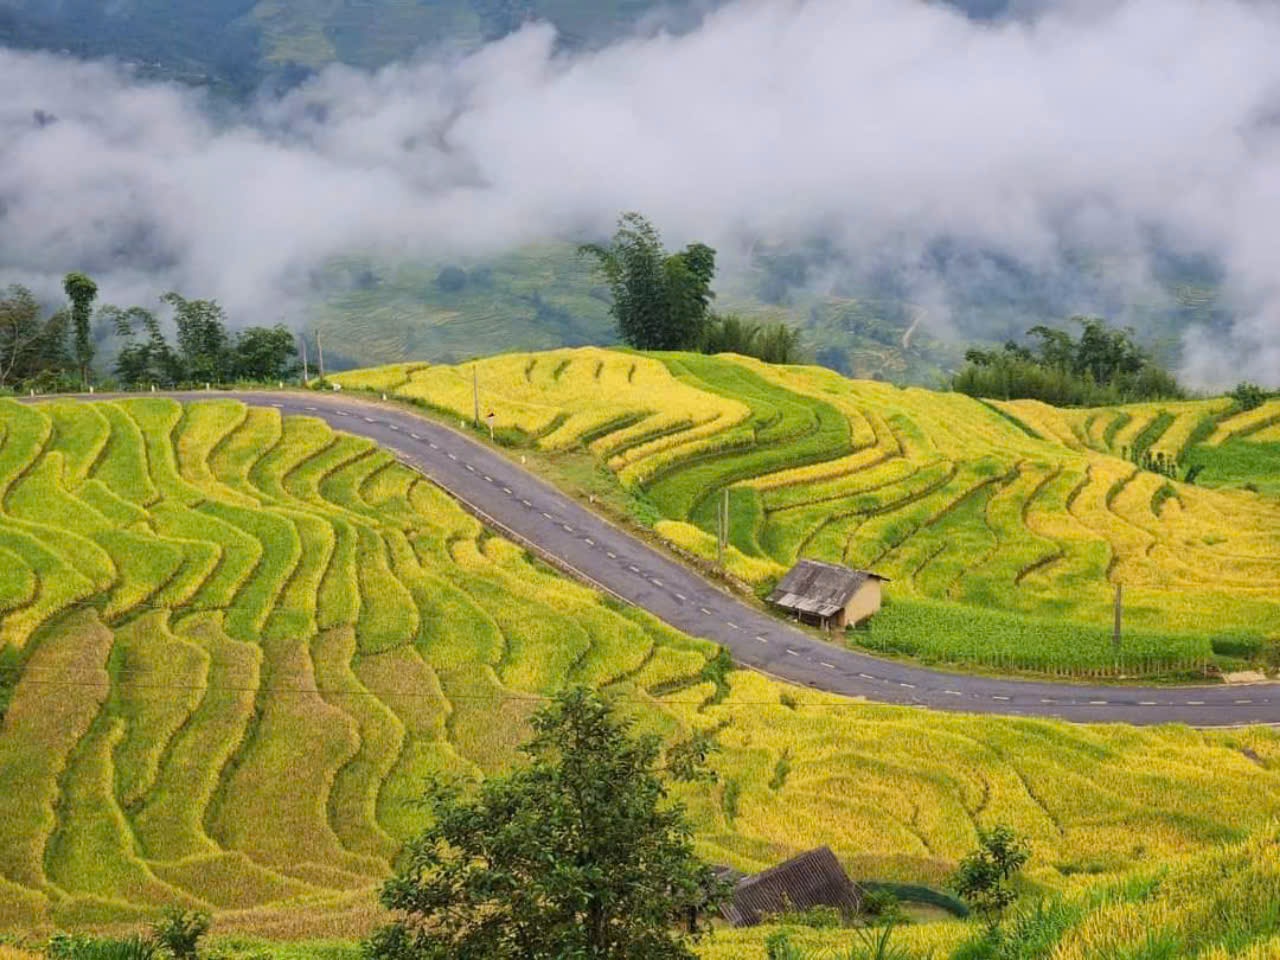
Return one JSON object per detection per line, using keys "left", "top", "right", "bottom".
{"left": 54, "top": 391, "right": 1280, "bottom": 726}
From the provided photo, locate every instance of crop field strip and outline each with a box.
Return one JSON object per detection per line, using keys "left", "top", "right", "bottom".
{"left": 339, "top": 350, "right": 1280, "bottom": 676}
{"left": 0, "top": 395, "right": 1277, "bottom": 936}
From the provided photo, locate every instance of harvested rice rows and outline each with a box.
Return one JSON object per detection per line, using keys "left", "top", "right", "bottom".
{"left": 1, "top": 398, "right": 1279, "bottom": 934}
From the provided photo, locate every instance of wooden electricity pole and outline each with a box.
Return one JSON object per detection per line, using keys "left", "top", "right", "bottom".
{"left": 300, "top": 335, "right": 310, "bottom": 384}
{"left": 316, "top": 330, "right": 326, "bottom": 382}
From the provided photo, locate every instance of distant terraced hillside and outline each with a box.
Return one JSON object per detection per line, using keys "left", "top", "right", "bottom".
{"left": 3, "top": 397, "right": 1280, "bottom": 937}
{"left": 997, "top": 396, "right": 1280, "bottom": 498}
{"left": 336, "top": 350, "right": 1280, "bottom": 675}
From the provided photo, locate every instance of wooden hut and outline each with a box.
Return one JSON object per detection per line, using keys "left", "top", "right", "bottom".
{"left": 721, "top": 846, "right": 863, "bottom": 927}
{"left": 767, "top": 559, "right": 888, "bottom": 630}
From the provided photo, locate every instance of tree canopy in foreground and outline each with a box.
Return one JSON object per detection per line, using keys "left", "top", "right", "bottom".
{"left": 369, "top": 687, "right": 722, "bottom": 960}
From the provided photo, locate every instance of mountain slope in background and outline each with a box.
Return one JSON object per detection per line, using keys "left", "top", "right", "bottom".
{"left": 0, "top": 0, "right": 704, "bottom": 91}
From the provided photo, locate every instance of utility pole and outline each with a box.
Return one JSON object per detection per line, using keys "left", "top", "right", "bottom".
{"left": 1113, "top": 583, "right": 1123, "bottom": 657}
{"left": 472, "top": 365, "right": 480, "bottom": 427}
{"left": 316, "top": 330, "right": 326, "bottom": 382}
{"left": 300, "top": 334, "right": 310, "bottom": 385}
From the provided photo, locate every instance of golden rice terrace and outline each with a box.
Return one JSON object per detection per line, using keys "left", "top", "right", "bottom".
{"left": 337, "top": 350, "right": 1280, "bottom": 675}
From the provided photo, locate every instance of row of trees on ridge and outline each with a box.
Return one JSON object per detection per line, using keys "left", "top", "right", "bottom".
{"left": 951, "top": 317, "right": 1184, "bottom": 406}
{"left": 0, "top": 274, "right": 298, "bottom": 391}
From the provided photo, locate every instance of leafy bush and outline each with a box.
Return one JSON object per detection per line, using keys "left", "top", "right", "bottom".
{"left": 151, "top": 906, "right": 210, "bottom": 960}
{"left": 1230, "top": 381, "right": 1269, "bottom": 412}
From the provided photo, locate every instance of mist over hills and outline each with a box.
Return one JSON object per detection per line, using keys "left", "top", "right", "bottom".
{"left": 2, "top": 0, "right": 1278, "bottom": 386}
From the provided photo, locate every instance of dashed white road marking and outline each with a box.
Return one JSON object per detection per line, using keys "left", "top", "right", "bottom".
{"left": 991, "top": 695, "right": 1011, "bottom": 701}
{"left": 726, "top": 622, "right": 740, "bottom": 630}
{"left": 363, "top": 416, "right": 376, "bottom": 422}
{"left": 270, "top": 402, "right": 282, "bottom": 408}
{"left": 699, "top": 607, "right": 714, "bottom": 616}
{"left": 503, "top": 487, "right": 512, "bottom": 494}
{"left": 820, "top": 661, "right": 836, "bottom": 670}
{"left": 1139, "top": 701, "right": 1158, "bottom": 706}
{"left": 945, "top": 690, "right": 963, "bottom": 696}
{"left": 305, "top": 406, "right": 317, "bottom": 411}
{"left": 484, "top": 475, "right": 493, "bottom": 483}
{"left": 1186, "top": 700, "right": 1205, "bottom": 706}
{"left": 785, "top": 648, "right": 800, "bottom": 657}
{"left": 650, "top": 578, "right": 663, "bottom": 587}
{"left": 607, "top": 551, "right": 616, "bottom": 559}
{"left": 465, "top": 464, "right": 475, "bottom": 472}
{"left": 388, "top": 424, "right": 400, "bottom": 431}
{"left": 541, "top": 512, "right": 553, "bottom": 520}
{"left": 447, "top": 452, "right": 457, "bottom": 460}
{"left": 428, "top": 442, "right": 438, "bottom": 449}
{"left": 336, "top": 411, "right": 349, "bottom": 417}
{"left": 756, "top": 635, "right": 769, "bottom": 643}
{"left": 898, "top": 682, "right": 916, "bottom": 689}
{"left": 1089, "top": 700, "right": 1108, "bottom": 705}
{"left": 584, "top": 538, "right": 595, "bottom": 546}
{"left": 1040, "top": 698, "right": 1057, "bottom": 704}
{"left": 1236, "top": 699, "right": 1254, "bottom": 705}
{"left": 562, "top": 524, "right": 574, "bottom": 532}
{"left": 628, "top": 565, "right": 641, "bottom": 573}
{"left": 859, "top": 673, "right": 876, "bottom": 681}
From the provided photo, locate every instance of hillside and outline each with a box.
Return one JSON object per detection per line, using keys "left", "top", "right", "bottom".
{"left": 334, "top": 350, "right": 1280, "bottom": 676}
{"left": 311, "top": 244, "right": 963, "bottom": 383}
{"left": 0, "top": 0, "right": 701, "bottom": 91}
{"left": 1, "top": 397, "right": 1280, "bottom": 943}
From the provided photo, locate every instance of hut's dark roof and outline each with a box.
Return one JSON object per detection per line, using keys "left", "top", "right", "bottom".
{"left": 766, "top": 560, "right": 887, "bottom": 618}
{"left": 721, "top": 846, "right": 862, "bottom": 927}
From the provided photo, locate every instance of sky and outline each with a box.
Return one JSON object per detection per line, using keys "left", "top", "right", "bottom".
{"left": 3, "top": 0, "right": 1280, "bottom": 385}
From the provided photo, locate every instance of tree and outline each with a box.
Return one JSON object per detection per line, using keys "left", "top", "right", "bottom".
{"left": 163, "top": 292, "right": 231, "bottom": 383}
{"left": 0, "top": 285, "right": 43, "bottom": 388}
{"left": 951, "top": 825, "right": 1030, "bottom": 932}
{"left": 231, "top": 325, "right": 299, "bottom": 382}
{"left": 369, "top": 687, "right": 722, "bottom": 960}
{"left": 106, "top": 306, "right": 181, "bottom": 388}
{"left": 63, "top": 271, "right": 98, "bottom": 387}
{"left": 1230, "top": 381, "right": 1268, "bottom": 412}
{"left": 580, "top": 213, "right": 716, "bottom": 350}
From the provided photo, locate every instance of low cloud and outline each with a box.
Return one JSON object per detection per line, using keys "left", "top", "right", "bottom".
{"left": 3, "top": 0, "right": 1280, "bottom": 385}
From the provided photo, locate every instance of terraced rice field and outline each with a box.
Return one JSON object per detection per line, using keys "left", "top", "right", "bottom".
{"left": 3, "top": 397, "right": 1280, "bottom": 937}
{"left": 336, "top": 351, "right": 1280, "bottom": 675}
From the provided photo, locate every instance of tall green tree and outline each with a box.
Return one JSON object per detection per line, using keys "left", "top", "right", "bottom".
{"left": 163, "top": 292, "right": 231, "bottom": 383}
{"left": 581, "top": 213, "right": 717, "bottom": 350}
{"left": 369, "top": 687, "right": 722, "bottom": 960}
{"left": 106, "top": 306, "right": 181, "bottom": 388}
{"left": 63, "top": 271, "right": 98, "bottom": 387}
{"left": 231, "top": 325, "right": 299, "bottom": 382}
{"left": 0, "top": 285, "right": 43, "bottom": 388}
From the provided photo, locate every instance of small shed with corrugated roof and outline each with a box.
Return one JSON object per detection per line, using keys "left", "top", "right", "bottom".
{"left": 720, "top": 846, "right": 863, "bottom": 927}
{"left": 767, "top": 559, "right": 888, "bottom": 630}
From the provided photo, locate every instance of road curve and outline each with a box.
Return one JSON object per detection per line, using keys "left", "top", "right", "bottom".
{"left": 40, "top": 390, "right": 1280, "bottom": 726}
